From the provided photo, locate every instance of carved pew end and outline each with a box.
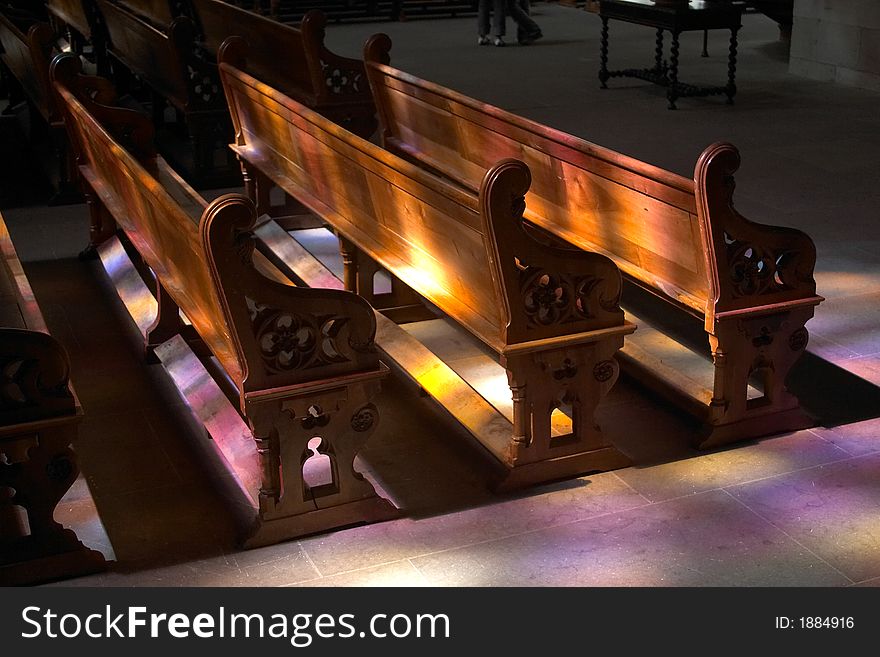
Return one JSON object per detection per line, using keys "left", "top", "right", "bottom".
{"left": 153, "top": 334, "right": 399, "bottom": 549}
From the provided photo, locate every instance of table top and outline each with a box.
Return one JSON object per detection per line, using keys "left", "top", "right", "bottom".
{"left": 603, "top": 1, "right": 734, "bottom": 10}
{"left": 599, "top": 1, "right": 743, "bottom": 29}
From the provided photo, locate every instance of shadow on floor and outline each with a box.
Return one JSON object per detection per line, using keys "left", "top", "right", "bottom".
{"left": 0, "top": 113, "right": 52, "bottom": 209}
{"left": 790, "top": 352, "right": 880, "bottom": 427}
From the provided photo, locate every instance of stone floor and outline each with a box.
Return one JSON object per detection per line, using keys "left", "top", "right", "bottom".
{"left": 2, "top": 5, "right": 879, "bottom": 587}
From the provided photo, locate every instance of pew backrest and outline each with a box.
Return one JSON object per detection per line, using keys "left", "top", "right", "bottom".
{"left": 219, "top": 40, "right": 625, "bottom": 352}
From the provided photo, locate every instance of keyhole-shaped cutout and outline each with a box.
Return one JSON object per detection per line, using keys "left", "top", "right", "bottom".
{"left": 549, "top": 396, "right": 574, "bottom": 439}
{"left": 373, "top": 269, "right": 392, "bottom": 296}
{"left": 0, "top": 486, "right": 30, "bottom": 537}
{"left": 302, "top": 437, "right": 336, "bottom": 495}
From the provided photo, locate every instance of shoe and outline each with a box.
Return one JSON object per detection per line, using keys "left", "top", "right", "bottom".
{"left": 493, "top": 37, "right": 505, "bottom": 47}
{"left": 478, "top": 35, "right": 490, "bottom": 46}
{"left": 518, "top": 30, "right": 543, "bottom": 45}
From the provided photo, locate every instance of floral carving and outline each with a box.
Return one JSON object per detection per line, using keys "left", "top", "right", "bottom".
{"left": 320, "top": 61, "right": 364, "bottom": 95}
{"left": 248, "top": 299, "right": 352, "bottom": 375}
{"left": 552, "top": 359, "right": 578, "bottom": 381}
{"left": 789, "top": 328, "right": 809, "bottom": 352}
{"left": 519, "top": 263, "right": 617, "bottom": 328}
{"left": 187, "top": 64, "right": 220, "bottom": 105}
{"left": 301, "top": 404, "right": 330, "bottom": 430}
{"left": 725, "top": 233, "right": 805, "bottom": 298}
{"left": 46, "top": 454, "right": 74, "bottom": 482}
{"left": 592, "top": 360, "right": 615, "bottom": 383}
{"left": 1, "top": 357, "right": 70, "bottom": 410}
{"left": 350, "top": 405, "right": 377, "bottom": 432}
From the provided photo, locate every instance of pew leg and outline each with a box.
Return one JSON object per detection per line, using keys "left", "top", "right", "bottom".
{"left": 496, "top": 334, "right": 630, "bottom": 491}
{"left": 242, "top": 374, "right": 397, "bottom": 548}
{"left": 48, "top": 123, "right": 82, "bottom": 206}
{"left": 94, "top": 44, "right": 111, "bottom": 79}
{"left": 151, "top": 91, "right": 167, "bottom": 126}
{"left": 703, "top": 307, "right": 816, "bottom": 449}
{"left": 0, "top": 62, "right": 7, "bottom": 103}
{"left": 145, "top": 280, "right": 186, "bottom": 362}
{"left": 189, "top": 125, "right": 209, "bottom": 185}
{"left": 338, "top": 236, "right": 435, "bottom": 323}
{"left": 28, "top": 105, "right": 48, "bottom": 142}
{"left": 241, "top": 160, "right": 272, "bottom": 216}
{"left": 79, "top": 191, "right": 117, "bottom": 260}
{"left": 0, "top": 63, "right": 24, "bottom": 112}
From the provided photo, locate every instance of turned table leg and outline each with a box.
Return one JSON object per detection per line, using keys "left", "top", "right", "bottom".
{"left": 599, "top": 17, "right": 610, "bottom": 89}
{"left": 654, "top": 28, "right": 664, "bottom": 74}
{"left": 667, "top": 30, "right": 680, "bottom": 109}
{"left": 727, "top": 26, "right": 739, "bottom": 104}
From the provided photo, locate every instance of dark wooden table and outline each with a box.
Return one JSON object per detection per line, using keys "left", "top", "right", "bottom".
{"left": 597, "top": 0, "right": 743, "bottom": 109}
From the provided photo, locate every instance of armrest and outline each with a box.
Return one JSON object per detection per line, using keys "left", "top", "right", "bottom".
{"left": 695, "top": 142, "right": 821, "bottom": 330}
{"left": 0, "top": 328, "right": 76, "bottom": 426}
{"left": 200, "top": 195, "right": 382, "bottom": 397}
{"left": 301, "top": 10, "right": 371, "bottom": 103}
{"left": 480, "top": 159, "right": 626, "bottom": 347}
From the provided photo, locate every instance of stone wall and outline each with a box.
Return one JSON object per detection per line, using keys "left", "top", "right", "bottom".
{"left": 789, "top": 0, "right": 880, "bottom": 92}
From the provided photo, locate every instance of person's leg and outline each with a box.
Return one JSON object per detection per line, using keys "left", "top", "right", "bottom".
{"left": 516, "top": 0, "right": 530, "bottom": 42}
{"left": 506, "top": 0, "right": 541, "bottom": 42}
{"left": 493, "top": 0, "right": 506, "bottom": 37}
{"left": 478, "top": 0, "right": 490, "bottom": 42}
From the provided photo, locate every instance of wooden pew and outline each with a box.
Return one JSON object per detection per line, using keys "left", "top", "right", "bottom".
{"left": 0, "top": 210, "right": 107, "bottom": 585}
{"left": 190, "top": 2, "right": 376, "bottom": 139}
{"left": 45, "top": 0, "right": 110, "bottom": 76}
{"left": 51, "top": 53, "right": 396, "bottom": 547}
{"left": 361, "top": 34, "right": 824, "bottom": 448}
{"left": 218, "top": 39, "right": 635, "bottom": 490}
{"left": 0, "top": 9, "right": 80, "bottom": 202}
{"left": 94, "top": 0, "right": 237, "bottom": 187}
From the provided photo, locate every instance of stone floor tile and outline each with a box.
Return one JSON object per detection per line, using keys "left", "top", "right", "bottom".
{"left": 294, "top": 560, "right": 430, "bottom": 587}
{"left": 809, "top": 418, "right": 880, "bottom": 457}
{"left": 410, "top": 490, "right": 848, "bottom": 586}
{"left": 299, "top": 472, "right": 648, "bottom": 577}
{"left": 729, "top": 454, "right": 880, "bottom": 583}
{"left": 617, "top": 430, "right": 851, "bottom": 502}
